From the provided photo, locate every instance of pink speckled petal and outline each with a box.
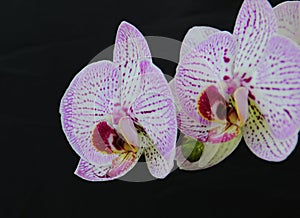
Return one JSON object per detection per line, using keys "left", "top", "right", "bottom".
{"left": 234, "top": 0, "right": 277, "bottom": 80}
{"left": 129, "top": 91, "right": 177, "bottom": 165}
{"left": 59, "top": 61, "right": 120, "bottom": 165}
{"left": 180, "top": 26, "right": 220, "bottom": 60}
{"left": 139, "top": 61, "right": 172, "bottom": 97}
{"left": 114, "top": 22, "right": 151, "bottom": 108}
{"left": 75, "top": 148, "right": 143, "bottom": 181}
{"left": 243, "top": 100, "right": 298, "bottom": 161}
{"left": 177, "top": 110, "right": 210, "bottom": 142}
{"left": 118, "top": 60, "right": 141, "bottom": 108}
{"left": 128, "top": 61, "right": 177, "bottom": 174}
{"left": 248, "top": 35, "right": 300, "bottom": 139}
{"left": 74, "top": 159, "right": 112, "bottom": 181}
{"left": 141, "top": 134, "right": 174, "bottom": 178}
{"left": 176, "top": 32, "right": 236, "bottom": 121}
{"left": 113, "top": 21, "right": 151, "bottom": 63}
{"left": 118, "top": 60, "right": 164, "bottom": 109}
{"left": 171, "top": 78, "right": 213, "bottom": 142}
{"left": 274, "top": 1, "right": 300, "bottom": 44}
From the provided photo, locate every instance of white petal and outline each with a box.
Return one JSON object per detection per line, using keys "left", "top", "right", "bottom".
{"left": 180, "top": 26, "right": 219, "bottom": 60}
{"left": 243, "top": 100, "right": 298, "bottom": 161}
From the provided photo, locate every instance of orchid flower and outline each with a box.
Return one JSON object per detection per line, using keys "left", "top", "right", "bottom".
{"left": 59, "top": 21, "right": 177, "bottom": 181}
{"left": 173, "top": 0, "right": 300, "bottom": 170}
{"left": 274, "top": 1, "right": 300, "bottom": 44}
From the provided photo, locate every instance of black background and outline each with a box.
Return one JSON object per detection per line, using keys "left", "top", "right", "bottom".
{"left": 2, "top": 0, "right": 300, "bottom": 217}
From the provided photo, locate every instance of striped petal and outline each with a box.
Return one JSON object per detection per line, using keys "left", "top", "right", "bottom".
{"left": 113, "top": 21, "right": 151, "bottom": 63}
{"left": 128, "top": 61, "right": 177, "bottom": 165}
{"left": 129, "top": 91, "right": 177, "bottom": 166}
{"left": 176, "top": 134, "right": 241, "bottom": 170}
{"left": 243, "top": 100, "right": 298, "bottom": 161}
{"left": 118, "top": 60, "right": 166, "bottom": 109}
{"left": 59, "top": 60, "right": 120, "bottom": 165}
{"left": 169, "top": 78, "right": 182, "bottom": 112}
{"left": 139, "top": 61, "right": 172, "bottom": 97}
{"left": 130, "top": 90, "right": 177, "bottom": 157}
{"left": 274, "top": 1, "right": 300, "bottom": 44}
{"left": 176, "top": 32, "right": 236, "bottom": 121}
{"left": 114, "top": 22, "right": 152, "bottom": 108}
{"left": 74, "top": 159, "right": 111, "bottom": 181}
{"left": 180, "top": 26, "right": 220, "bottom": 60}
{"left": 247, "top": 35, "right": 300, "bottom": 139}
{"left": 177, "top": 111, "right": 210, "bottom": 142}
{"left": 233, "top": 0, "right": 277, "bottom": 80}
{"left": 118, "top": 59, "right": 141, "bottom": 108}
{"left": 170, "top": 78, "right": 210, "bottom": 142}
{"left": 75, "top": 148, "right": 143, "bottom": 181}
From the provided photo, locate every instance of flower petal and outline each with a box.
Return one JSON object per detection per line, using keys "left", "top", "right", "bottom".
{"left": 75, "top": 148, "right": 142, "bottom": 181}
{"left": 176, "top": 32, "right": 236, "bottom": 121}
{"left": 114, "top": 22, "right": 151, "bottom": 108}
{"left": 129, "top": 91, "right": 177, "bottom": 165}
{"left": 243, "top": 100, "right": 298, "bottom": 161}
{"left": 274, "top": 1, "right": 300, "bottom": 44}
{"left": 169, "top": 78, "right": 182, "bottom": 112}
{"left": 171, "top": 76, "right": 210, "bottom": 142}
{"left": 141, "top": 134, "right": 174, "bottom": 178}
{"left": 177, "top": 111, "right": 210, "bottom": 142}
{"left": 139, "top": 61, "right": 172, "bottom": 97}
{"left": 118, "top": 60, "right": 167, "bottom": 109}
{"left": 59, "top": 61, "right": 120, "bottom": 165}
{"left": 247, "top": 35, "right": 300, "bottom": 139}
{"left": 180, "top": 26, "right": 220, "bottom": 60}
{"left": 113, "top": 21, "right": 151, "bottom": 63}
{"left": 74, "top": 159, "right": 111, "bottom": 181}
{"left": 233, "top": 0, "right": 277, "bottom": 79}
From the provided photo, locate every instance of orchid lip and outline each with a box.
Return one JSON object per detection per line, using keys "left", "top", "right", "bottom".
{"left": 91, "top": 115, "right": 140, "bottom": 155}
{"left": 196, "top": 84, "right": 249, "bottom": 144}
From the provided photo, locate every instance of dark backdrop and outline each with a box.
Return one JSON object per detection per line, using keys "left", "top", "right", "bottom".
{"left": 2, "top": 0, "right": 300, "bottom": 217}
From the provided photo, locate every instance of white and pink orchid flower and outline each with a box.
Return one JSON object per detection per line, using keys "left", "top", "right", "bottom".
{"left": 60, "top": 21, "right": 177, "bottom": 181}
{"left": 173, "top": 0, "right": 300, "bottom": 170}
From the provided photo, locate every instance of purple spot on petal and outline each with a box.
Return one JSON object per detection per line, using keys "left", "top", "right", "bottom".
{"left": 223, "top": 75, "right": 230, "bottom": 81}
{"left": 283, "top": 109, "right": 292, "bottom": 119}
{"left": 223, "top": 57, "right": 230, "bottom": 63}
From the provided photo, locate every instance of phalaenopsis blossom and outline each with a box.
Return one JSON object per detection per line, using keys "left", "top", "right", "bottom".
{"left": 60, "top": 21, "right": 177, "bottom": 181}
{"left": 173, "top": 0, "right": 300, "bottom": 170}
